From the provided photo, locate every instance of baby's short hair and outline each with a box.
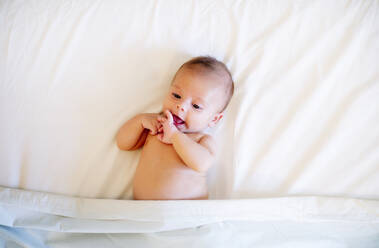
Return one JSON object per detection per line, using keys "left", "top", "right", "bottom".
{"left": 176, "top": 56, "right": 234, "bottom": 112}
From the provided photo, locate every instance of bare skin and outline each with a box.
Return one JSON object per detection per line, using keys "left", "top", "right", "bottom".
{"left": 117, "top": 67, "right": 227, "bottom": 200}
{"left": 133, "top": 128, "right": 209, "bottom": 200}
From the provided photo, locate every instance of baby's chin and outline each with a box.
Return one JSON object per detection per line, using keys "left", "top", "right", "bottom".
{"left": 177, "top": 126, "right": 206, "bottom": 134}
{"left": 174, "top": 122, "right": 186, "bottom": 132}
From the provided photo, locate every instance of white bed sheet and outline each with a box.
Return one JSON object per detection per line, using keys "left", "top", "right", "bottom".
{"left": 0, "top": 187, "right": 378, "bottom": 247}
{"left": 1, "top": 0, "right": 378, "bottom": 200}
{"left": 0, "top": 0, "right": 379, "bottom": 246}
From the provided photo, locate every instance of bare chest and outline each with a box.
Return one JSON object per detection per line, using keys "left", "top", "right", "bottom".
{"left": 140, "top": 133, "right": 204, "bottom": 170}
{"left": 133, "top": 132, "right": 208, "bottom": 199}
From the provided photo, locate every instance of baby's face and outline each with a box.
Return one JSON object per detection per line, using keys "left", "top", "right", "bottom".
{"left": 162, "top": 68, "right": 225, "bottom": 133}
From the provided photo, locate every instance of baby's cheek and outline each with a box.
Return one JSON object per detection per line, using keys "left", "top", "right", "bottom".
{"left": 162, "top": 99, "right": 169, "bottom": 110}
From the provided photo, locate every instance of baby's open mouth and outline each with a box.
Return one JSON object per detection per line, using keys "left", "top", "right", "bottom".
{"left": 172, "top": 114, "right": 185, "bottom": 127}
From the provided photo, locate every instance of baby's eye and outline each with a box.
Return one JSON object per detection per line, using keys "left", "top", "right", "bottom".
{"left": 172, "top": 93, "right": 181, "bottom": 99}
{"left": 192, "top": 104, "right": 201, "bottom": 109}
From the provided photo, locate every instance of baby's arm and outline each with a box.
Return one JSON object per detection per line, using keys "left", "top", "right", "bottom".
{"left": 116, "top": 113, "right": 161, "bottom": 150}
{"left": 172, "top": 132, "right": 216, "bottom": 173}
{"left": 157, "top": 110, "right": 216, "bottom": 172}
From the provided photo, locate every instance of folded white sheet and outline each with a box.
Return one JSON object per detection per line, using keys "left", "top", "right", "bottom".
{"left": 1, "top": 1, "right": 379, "bottom": 246}
{"left": 0, "top": 0, "right": 378, "bottom": 201}
{"left": 1, "top": 187, "right": 379, "bottom": 247}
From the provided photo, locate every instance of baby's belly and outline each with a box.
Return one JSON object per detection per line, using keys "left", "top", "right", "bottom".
{"left": 133, "top": 136, "right": 208, "bottom": 200}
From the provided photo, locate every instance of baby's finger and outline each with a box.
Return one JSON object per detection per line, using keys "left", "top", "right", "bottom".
{"left": 160, "top": 117, "right": 167, "bottom": 124}
{"left": 154, "top": 122, "right": 161, "bottom": 133}
{"left": 149, "top": 124, "right": 158, "bottom": 135}
{"left": 150, "top": 128, "right": 157, "bottom": 135}
{"left": 164, "top": 110, "right": 173, "bottom": 124}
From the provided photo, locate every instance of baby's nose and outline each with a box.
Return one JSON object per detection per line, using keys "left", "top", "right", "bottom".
{"left": 176, "top": 104, "right": 185, "bottom": 112}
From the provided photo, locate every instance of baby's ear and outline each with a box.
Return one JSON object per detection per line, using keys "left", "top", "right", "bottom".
{"left": 208, "top": 112, "right": 223, "bottom": 128}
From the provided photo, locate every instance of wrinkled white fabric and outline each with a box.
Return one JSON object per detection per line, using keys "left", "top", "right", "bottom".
{"left": 1, "top": 0, "right": 378, "bottom": 200}
{"left": 0, "top": 0, "right": 379, "bottom": 246}
{"left": 0, "top": 187, "right": 378, "bottom": 247}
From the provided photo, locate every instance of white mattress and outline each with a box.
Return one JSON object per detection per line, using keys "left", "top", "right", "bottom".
{"left": 0, "top": 0, "right": 378, "bottom": 246}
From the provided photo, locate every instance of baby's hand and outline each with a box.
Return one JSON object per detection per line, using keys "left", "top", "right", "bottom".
{"left": 140, "top": 113, "right": 163, "bottom": 135}
{"left": 157, "top": 110, "right": 179, "bottom": 144}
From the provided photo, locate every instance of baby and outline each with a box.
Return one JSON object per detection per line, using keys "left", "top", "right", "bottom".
{"left": 117, "top": 56, "right": 234, "bottom": 200}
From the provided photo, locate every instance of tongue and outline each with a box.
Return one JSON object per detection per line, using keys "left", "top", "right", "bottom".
{"left": 173, "top": 115, "right": 184, "bottom": 124}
